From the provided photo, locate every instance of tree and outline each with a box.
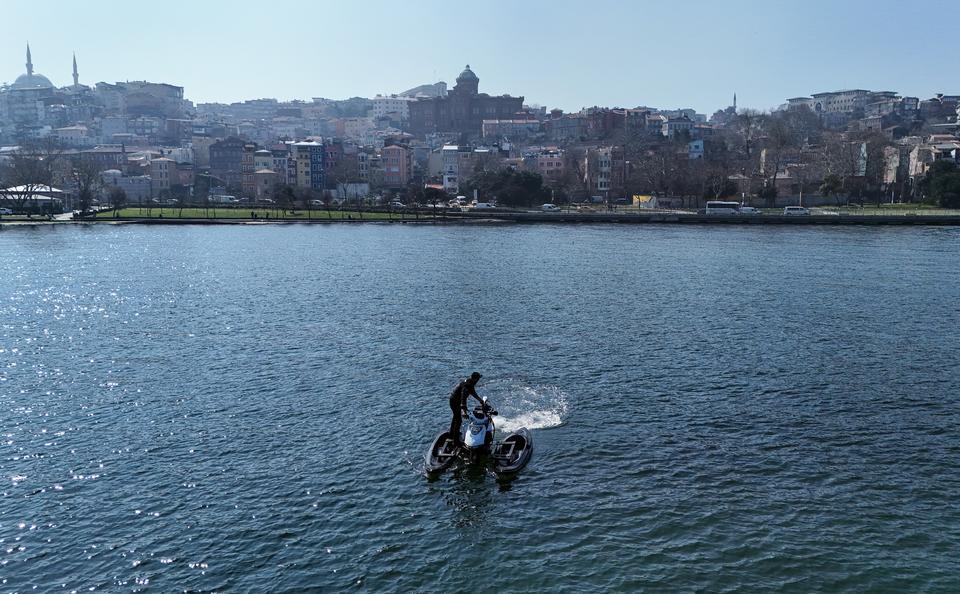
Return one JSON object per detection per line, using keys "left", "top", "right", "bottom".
{"left": 108, "top": 186, "right": 127, "bottom": 217}
{"left": 0, "top": 141, "right": 62, "bottom": 214}
{"left": 562, "top": 147, "right": 592, "bottom": 202}
{"left": 627, "top": 141, "right": 693, "bottom": 204}
{"left": 924, "top": 160, "right": 960, "bottom": 208}
{"left": 71, "top": 158, "right": 103, "bottom": 216}
{"left": 276, "top": 184, "right": 297, "bottom": 213}
{"left": 760, "top": 114, "right": 796, "bottom": 206}
{"left": 325, "top": 155, "right": 360, "bottom": 197}
{"left": 461, "top": 169, "right": 548, "bottom": 207}
{"left": 423, "top": 187, "right": 447, "bottom": 209}
{"left": 168, "top": 184, "right": 190, "bottom": 217}
{"left": 819, "top": 173, "right": 844, "bottom": 206}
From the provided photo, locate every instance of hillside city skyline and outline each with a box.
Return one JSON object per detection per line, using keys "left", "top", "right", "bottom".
{"left": 1, "top": 0, "right": 957, "bottom": 113}
{"left": 1, "top": 43, "right": 955, "bottom": 118}
{"left": 1, "top": 1, "right": 958, "bottom": 217}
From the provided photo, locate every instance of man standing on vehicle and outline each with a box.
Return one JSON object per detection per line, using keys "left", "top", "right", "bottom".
{"left": 449, "top": 372, "right": 484, "bottom": 447}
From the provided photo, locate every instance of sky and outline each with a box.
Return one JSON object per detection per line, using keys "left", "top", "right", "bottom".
{"left": 1, "top": 0, "right": 956, "bottom": 115}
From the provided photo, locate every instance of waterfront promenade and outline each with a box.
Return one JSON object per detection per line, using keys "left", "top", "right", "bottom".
{"left": 4, "top": 209, "right": 960, "bottom": 227}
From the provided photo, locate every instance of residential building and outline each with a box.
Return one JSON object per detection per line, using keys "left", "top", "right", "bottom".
{"left": 100, "top": 169, "right": 152, "bottom": 204}
{"left": 191, "top": 135, "right": 215, "bottom": 168}
{"left": 209, "top": 137, "right": 246, "bottom": 187}
{"left": 523, "top": 147, "right": 564, "bottom": 180}
{"left": 584, "top": 146, "right": 626, "bottom": 199}
{"left": 381, "top": 144, "right": 413, "bottom": 188}
{"left": 440, "top": 145, "right": 460, "bottom": 192}
{"left": 254, "top": 149, "right": 273, "bottom": 173}
{"left": 241, "top": 143, "right": 257, "bottom": 196}
{"left": 289, "top": 140, "right": 325, "bottom": 190}
{"left": 79, "top": 146, "right": 127, "bottom": 170}
{"left": 663, "top": 116, "right": 695, "bottom": 138}
{"left": 372, "top": 94, "right": 414, "bottom": 123}
{"left": 254, "top": 169, "right": 279, "bottom": 200}
{"left": 150, "top": 157, "right": 174, "bottom": 193}
{"left": 271, "top": 147, "right": 290, "bottom": 185}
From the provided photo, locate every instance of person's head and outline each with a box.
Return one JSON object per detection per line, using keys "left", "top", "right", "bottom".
{"left": 468, "top": 371, "right": 482, "bottom": 385}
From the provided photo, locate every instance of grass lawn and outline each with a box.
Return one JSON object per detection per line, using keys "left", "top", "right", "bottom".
{"left": 760, "top": 204, "right": 960, "bottom": 216}
{"left": 111, "top": 207, "right": 445, "bottom": 221}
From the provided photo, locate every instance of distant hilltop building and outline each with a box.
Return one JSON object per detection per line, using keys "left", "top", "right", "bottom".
{"left": 11, "top": 44, "right": 54, "bottom": 91}
{"left": 0, "top": 44, "right": 189, "bottom": 144}
{"left": 782, "top": 88, "right": 960, "bottom": 133}
{"left": 400, "top": 82, "right": 447, "bottom": 99}
{"left": 408, "top": 65, "right": 524, "bottom": 138}
{"left": 0, "top": 44, "right": 59, "bottom": 129}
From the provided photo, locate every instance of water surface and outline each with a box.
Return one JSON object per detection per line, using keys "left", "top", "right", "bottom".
{"left": 2, "top": 223, "right": 959, "bottom": 592}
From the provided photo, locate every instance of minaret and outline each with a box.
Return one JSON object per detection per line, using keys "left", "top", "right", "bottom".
{"left": 26, "top": 43, "right": 33, "bottom": 77}
{"left": 72, "top": 52, "right": 79, "bottom": 87}
{"left": 733, "top": 93, "right": 737, "bottom": 111}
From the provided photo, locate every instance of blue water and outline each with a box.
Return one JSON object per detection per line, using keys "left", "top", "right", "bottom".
{"left": 2, "top": 223, "right": 959, "bottom": 592}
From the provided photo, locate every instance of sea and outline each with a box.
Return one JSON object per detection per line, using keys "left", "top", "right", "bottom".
{"left": 1, "top": 223, "right": 959, "bottom": 592}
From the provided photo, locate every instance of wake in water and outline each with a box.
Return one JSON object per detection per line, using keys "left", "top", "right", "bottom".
{"left": 488, "top": 383, "right": 568, "bottom": 433}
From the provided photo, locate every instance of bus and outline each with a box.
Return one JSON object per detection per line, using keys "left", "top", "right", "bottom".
{"left": 705, "top": 201, "right": 741, "bottom": 214}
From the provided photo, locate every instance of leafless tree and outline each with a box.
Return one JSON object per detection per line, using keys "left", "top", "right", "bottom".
{"left": 71, "top": 158, "right": 104, "bottom": 215}
{"left": 0, "top": 140, "right": 64, "bottom": 214}
{"left": 108, "top": 186, "right": 127, "bottom": 217}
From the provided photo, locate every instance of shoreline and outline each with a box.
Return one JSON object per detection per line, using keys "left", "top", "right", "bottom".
{"left": 3, "top": 212, "right": 960, "bottom": 227}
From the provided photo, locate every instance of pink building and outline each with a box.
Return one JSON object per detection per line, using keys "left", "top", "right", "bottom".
{"left": 536, "top": 148, "right": 565, "bottom": 179}
{"left": 381, "top": 144, "right": 413, "bottom": 188}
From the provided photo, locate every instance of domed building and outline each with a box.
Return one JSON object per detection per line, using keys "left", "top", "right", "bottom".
{"left": 11, "top": 45, "right": 55, "bottom": 91}
{"left": 454, "top": 65, "right": 479, "bottom": 95}
{"left": 408, "top": 65, "right": 524, "bottom": 137}
{"left": 1, "top": 45, "right": 59, "bottom": 130}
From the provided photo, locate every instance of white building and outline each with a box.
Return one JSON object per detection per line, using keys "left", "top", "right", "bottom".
{"left": 54, "top": 125, "right": 94, "bottom": 147}
{"left": 372, "top": 95, "right": 413, "bottom": 122}
{"left": 100, "top": 169, "right": 152, "bottom": 204}
{"left": 441, "top": 145, "right": 460, "bottom": 192}
{"left": 341, "top": 117, "right": 375, "bottom": 141}
{"left": 688, "top": 139, "right": 704, "bottom": 160}
{"left": 150, "top": 157, "right": 174, "bottom": 193}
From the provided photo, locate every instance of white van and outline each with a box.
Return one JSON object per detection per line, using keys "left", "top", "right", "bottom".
{"left": 541, "top": 203, "right": 560, "bottom": 212}
{"left": 783, "top": 206, "right": 810, "bottom": 216}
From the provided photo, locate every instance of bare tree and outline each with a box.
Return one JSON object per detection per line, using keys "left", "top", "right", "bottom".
{"left": 0, "top": 141, "right": 63, "bottom": 214}
{"left": 71, "top": 158, "right": 103, "bottom": 216}
{"left": 108, "top": 186, "right": 127, "bottom": 217}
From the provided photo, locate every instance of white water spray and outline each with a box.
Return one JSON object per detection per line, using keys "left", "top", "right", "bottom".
{"left": 492, "top": 384, "right": 568, "bottom": 433}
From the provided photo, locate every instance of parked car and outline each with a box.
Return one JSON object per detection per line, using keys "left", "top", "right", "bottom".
{"left": 783, "top": 206, "right": 810, "bottom": 216}
{"left": 472, "top": 202, "right": 495, "bottom": 209}
{"left": 389, "top": 201, "right": 405, "bottom": 209}
{"left": 0, "top": 208, "right": 13, "bottom": 215}
{"left": 738, "top": 206, "right": 762, "bottom": 215}
{"left": 541, "top": 203, "right": 561, "bottom": 212}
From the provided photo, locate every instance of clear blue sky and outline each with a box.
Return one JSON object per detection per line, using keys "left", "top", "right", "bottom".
{"left": 1, "top": 0, "right": 955, "bottom": 114}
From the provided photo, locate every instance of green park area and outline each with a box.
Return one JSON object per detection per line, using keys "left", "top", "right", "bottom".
{"left": 110, "top": 207, "right": 445, "bottom": 221}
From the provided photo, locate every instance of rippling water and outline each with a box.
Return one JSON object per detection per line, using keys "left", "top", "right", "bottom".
{"left": 2, "top": 223, "right": 959, "bottom": 592}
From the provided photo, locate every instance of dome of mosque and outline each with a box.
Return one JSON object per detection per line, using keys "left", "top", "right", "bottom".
{"left": 11, "top": 72, "right": 54, "bottom": 90}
